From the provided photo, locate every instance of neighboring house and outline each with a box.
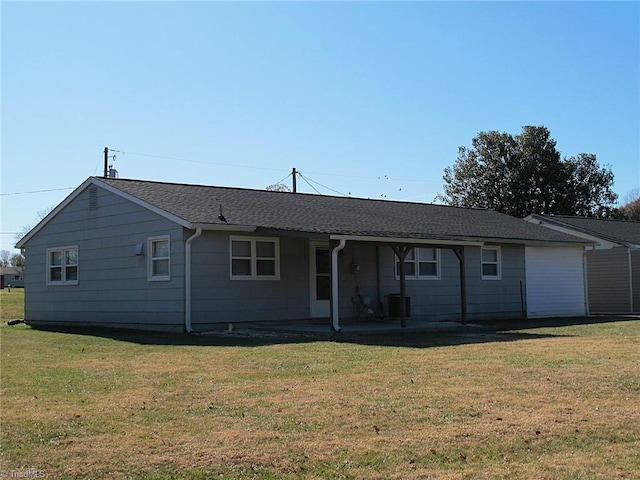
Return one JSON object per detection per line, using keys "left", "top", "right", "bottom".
{"left": 0, "top": 266, "right": 25, "bottom": 289}
{"left": 524, "top": 214, "right": 640, "bottom": 314}
{"left": 16, "top": 177, "right": 592, "bottom": 333}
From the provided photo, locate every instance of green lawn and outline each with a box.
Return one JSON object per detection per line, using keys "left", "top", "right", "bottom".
{"left": 1, "top": 289, "right": 638, "bottom": 479}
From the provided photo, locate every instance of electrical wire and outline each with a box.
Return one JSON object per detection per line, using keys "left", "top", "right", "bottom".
{"left": 298, "top": 173, "right": 322, "bottom": 195}
{"left": 274, "top": 172, "right": 293, "bottom": 186}
{"left": 297, "top": 172, "right": 349, "bottom": 197}
{"left": 0, "top": 187, "right": 75, "bottom": 196}
{"left": 111, "top": 148, "right": 443, "bottom": 184}
{"left": 114, "top": 150, "right": 286, "bottom": 173}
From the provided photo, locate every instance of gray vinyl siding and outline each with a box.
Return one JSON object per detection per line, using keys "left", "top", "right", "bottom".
{"left": 343, "top": 243, "right": 526, "bottom": 323}
{"left": 189, "top": 238, "right": 528, "bottom": 327}
{"left": 465, "top": 245, "right": 527, "bottom": 320}
{"left": 586, "top": 247, "right": 633, "bottom": 314}
{"left": 19, "top": 182, "right": 571, "bottom": 332}
{"left": 632, "top": 250, "right": 640, "bottom": 314}
{"left": 22, "top": 185, "right": 185, "bottom": 331}
{"left": 190, "top": 232, "right": 311, "bottom": 328}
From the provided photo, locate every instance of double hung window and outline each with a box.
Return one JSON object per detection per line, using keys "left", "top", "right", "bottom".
{"left": 47, "top": 246, "right": 78, "bottom": 285}
{"left": 231, "top": 237, "right": 279, "bottom": 280}
{"left": 481, "top": 246, "right": 501, "bottom": 280}
{"left": 395, "top": 247, "right": 441, "bottom": 280}
{"left": 148, "top": 236, "right": 170, "bottom": 281}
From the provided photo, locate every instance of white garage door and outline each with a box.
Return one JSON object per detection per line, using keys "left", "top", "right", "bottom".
{"left": 525, "top": 246, "right": 586, "bottom": 318}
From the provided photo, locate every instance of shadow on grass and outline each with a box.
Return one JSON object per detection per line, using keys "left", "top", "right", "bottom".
{"left": 479, "top": 314, "right": 640, "bottom": 331}
{"left": 18, "top": 315, "right": 638, "bottom": 349}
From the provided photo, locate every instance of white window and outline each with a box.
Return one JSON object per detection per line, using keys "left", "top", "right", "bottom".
{"left": 148, "top": 236, "right": 170, "bottom": 281}
{"left": 230, "top": 236, "right": 280, "bottom": 280}
{"left": 395, "top": 247, "right": 441, "bottom": 280}
{"left": 481, "top": 246, "right": 501, "bottom": 280}
{"left": 47, "top": 246, "right": 78, "bottom": 285}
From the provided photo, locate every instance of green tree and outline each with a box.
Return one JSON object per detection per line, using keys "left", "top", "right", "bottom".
{"left": 562, "top": 153, "right": 618, "bottom": 217}
{"left": 439, "top": 126, "right": 617, "bottom": 217}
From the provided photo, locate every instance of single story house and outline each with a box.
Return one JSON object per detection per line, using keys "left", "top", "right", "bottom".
{"left": 0, "top": 266, "right": 25, "bottom": 289}
{"left": 524, "top": 214, "right": 640, "bottom": 314}
{"left": 16, "top": 177, "right": 593, "bottom": 333}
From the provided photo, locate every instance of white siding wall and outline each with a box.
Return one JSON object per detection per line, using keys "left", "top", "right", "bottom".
{"left": 525, "top": 246, "right": 586, "bottom": 318}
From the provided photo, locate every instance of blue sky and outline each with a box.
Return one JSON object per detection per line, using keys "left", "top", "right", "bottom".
{"left": 1, "top": 1, "right": 639, "bottom": 253}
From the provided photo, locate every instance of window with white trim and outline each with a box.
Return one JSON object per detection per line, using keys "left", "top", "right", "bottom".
{"left": 395, "top": 247, "right": 441, "bottom": 280}
{"left": 148, "top": 236, "right": 170, "bottom": 281}
{"left": 230, "top": 236, "right": 280, "bottom": 280}
{"left": 481, "top": 246, "right": 501, "bottom": 280}
{"left": 47, "top": 246, "right": 78, "bottom": 285}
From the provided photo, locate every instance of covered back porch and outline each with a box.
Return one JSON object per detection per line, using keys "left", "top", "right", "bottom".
{"left": 323, "top": 235, "right": 485, "bottom": 332}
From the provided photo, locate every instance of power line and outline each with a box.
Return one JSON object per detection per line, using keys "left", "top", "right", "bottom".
{"left": 112, "top": 148, "right": 443, "bottom": 184}
{"left": 115, "top": 150, "right": 286, "bottom": 173}
{"left": 273, "top": 171, "right": 293, "bottom": 186}
{"left": 303, "top": 170, "right": 443, "bottom": 184}
{"left": 298, "top": 172, "right": 349, "bottom": 197}
{"left": 0, "top": 187, "right": 75, "bottom": 196}
{"left": 298, "top": 173, "right": 322, "bottom": 195}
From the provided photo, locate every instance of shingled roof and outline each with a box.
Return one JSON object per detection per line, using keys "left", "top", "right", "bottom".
{"left": 93, "top": 177, "right": 588, "bottom": 245}
{"left": 527, "top": 214, "right": 640, "bottom": 247}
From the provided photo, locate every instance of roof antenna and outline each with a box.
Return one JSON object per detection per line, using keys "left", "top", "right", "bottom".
{"left": 218, "top": 203, "right": 227, "bottom": 223}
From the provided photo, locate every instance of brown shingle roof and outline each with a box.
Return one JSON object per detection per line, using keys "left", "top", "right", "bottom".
{"left": 99, "top": 177, "right": 589, "bottom": 245}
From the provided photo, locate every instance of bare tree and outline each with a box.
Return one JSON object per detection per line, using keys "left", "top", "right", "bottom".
{"left": 619, "top": 188, "right": 640, "bottom": 220}
{"left": 15, "top": 206, "right": 55, "bottom": 245}
{"left": 10, "top": 253, "right": 25, "bottom": 267}
{"left": 0, "top": 250, "right": 11, "bottom": 267}
{"left": 266, "top": 183, "right": 291, "bottom": 193}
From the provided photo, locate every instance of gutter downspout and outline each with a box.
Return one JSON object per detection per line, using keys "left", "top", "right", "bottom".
{"left": 185, "top": 227, "right": 203, "bottom": 333}
{"left": 583, "top": 247, "right": 590, "bottom": 317}
{"left": 628, "top": 246, "right": 634, "bottom": 314}
{"left": 331, "top": 239, "right": 346, "bottom": 332}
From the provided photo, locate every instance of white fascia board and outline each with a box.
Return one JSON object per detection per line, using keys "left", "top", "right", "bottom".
{"left": 329, "top": 234, "right": 593, "bottom": 248}
{"left": 500, "top": 238, "right": 594, "bottom": 247}
{"left": 329, "top": 234, "right": 484, "bottom": 247}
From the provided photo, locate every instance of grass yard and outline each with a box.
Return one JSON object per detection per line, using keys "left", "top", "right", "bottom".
{"left": 1, "top": 289, "right": 638, "bottom": 479}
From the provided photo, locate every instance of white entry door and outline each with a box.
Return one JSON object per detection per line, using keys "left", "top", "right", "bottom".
{"left": 310, "top": 242, "right": 331, "bottom": 317}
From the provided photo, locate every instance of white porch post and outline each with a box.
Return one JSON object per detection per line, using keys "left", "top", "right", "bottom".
{"left": 331, "top": 239, "right": 346, "bottom": 332}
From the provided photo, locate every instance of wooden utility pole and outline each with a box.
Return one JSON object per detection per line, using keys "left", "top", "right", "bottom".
{"left": 104, "top": 147, "right": 109, "bottom": 178}
{"left": 292, "top": 168, "right": 297, "bottom": 193}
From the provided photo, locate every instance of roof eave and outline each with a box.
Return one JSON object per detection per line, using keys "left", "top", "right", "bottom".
{"left": 189, "top": 223, "right": 257, "bottom": 232}
{"left": 525, "top": 213, "right": 630, "bottom": 247}
{"left": 330, "top": 234, "right": 593, "bottom": 248}
{"left": 15, "top": 177, "right": 198, "bottom": 249}
{"left": 330, "top": 234, "right": 484, "bottom": 247}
